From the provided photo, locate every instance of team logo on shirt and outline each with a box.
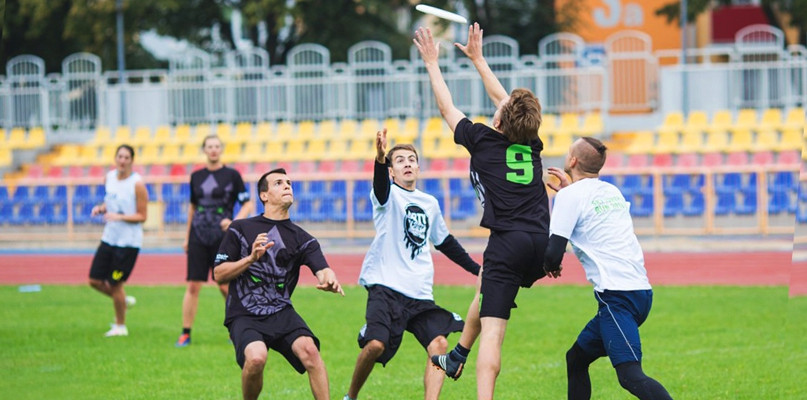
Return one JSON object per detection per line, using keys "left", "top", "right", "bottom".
{"left": 470, "top": 169, "right": 486, "bottom": 207}
{"left": 403, "top": 204, "right": 429, "bottom": 260}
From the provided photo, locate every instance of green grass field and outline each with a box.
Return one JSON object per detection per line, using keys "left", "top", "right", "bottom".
{"left": 1, "top": 284, "right": 803, "bottom": 399}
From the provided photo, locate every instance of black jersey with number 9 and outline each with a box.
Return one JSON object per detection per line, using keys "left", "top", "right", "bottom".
{"left": 454, "top": 118, "right": 549, "bottom": 234}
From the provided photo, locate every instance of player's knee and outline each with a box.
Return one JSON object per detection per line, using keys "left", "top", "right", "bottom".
{"left": 615, "top": 362, "right": 646, "bottom": 391}
{"left": 296, "top": 342, "right": 323, "bottom": 369}
{"left": 427, "top": 336, "right": 448, "bottom": 354}
{"left": 364, "top": 339, "right": 386, "bottom": 358}
{"left": 566, "top": 342, "right": 595, "bottom": 370}
{"left": 243, "top": 352, "right": 267, "bottom": 372}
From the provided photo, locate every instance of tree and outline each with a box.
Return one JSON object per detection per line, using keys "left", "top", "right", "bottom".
{"left": 655, "top": 0, "right": 806, "bottom": 45}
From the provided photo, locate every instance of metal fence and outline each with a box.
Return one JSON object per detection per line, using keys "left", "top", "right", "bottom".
{"left": 0, "top": 25, "right": 805, "bottom": 131}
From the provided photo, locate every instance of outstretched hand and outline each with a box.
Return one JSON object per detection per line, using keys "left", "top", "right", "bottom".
{"left": 544, "top": 264, "right": 562, "bottom": 279}
{"left": 250, "top": 233, "right": 275, "bottom": 263}
{"left": 375, "top": 128, "right": 388, "bottom": 163}
{"left": 316, "top": 269, "right": 345, "bottom": 296}
{"left": 413, "top": 27, "right": 440, "bottom": 65}
{"left": 455, "top": 22, "right": 483, "bottom": 61}
{"left": 546, "top": 167, "right": 571, "bottom": 192}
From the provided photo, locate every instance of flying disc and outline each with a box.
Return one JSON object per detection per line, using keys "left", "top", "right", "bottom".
{"left": 415, "top": 4, "right": 468, "bottom": 24}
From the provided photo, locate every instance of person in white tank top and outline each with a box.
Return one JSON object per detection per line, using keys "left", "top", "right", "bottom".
{"left": 88, "top": 144, "right": 148, "bottom": 337}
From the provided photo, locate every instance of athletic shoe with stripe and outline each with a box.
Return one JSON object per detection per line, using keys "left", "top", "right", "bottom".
{"left": 431, "top": 354, "right": 464, "bottom": 380}
{"left": 175, "top": 333, "right": 191, "bottom": 347}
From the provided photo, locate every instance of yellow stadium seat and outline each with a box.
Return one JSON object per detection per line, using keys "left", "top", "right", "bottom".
{"left": 682, "top": 111, "right": 709, "bottom": 135}
{"left": 433, "top": 136, "right": 463, "bottom": 159}
{"left": 557, "top": 113, "right": 580, "bottom": 134}
{"left": 281, "top": 137, "right": 306, "bottom": 161}
{"left": 98, "top": 145, "right": 118, "bottom": 165}
{"left": 193, "top": 124, "right": 211, "bottom": 145}
{"left": 53, "top": 144, "right": 80, "bottom": 166}
{"left": 25, "top": 127, "right": 46, "bottom": 149}
{"left": 707, "top": 110, "right": 733, "bottom": 134}
{"left": 657, "top": 112, "right": 684, "bottom": 135}
{"left": 242, "top": 141, "right": 264, "bottom": 163}
{"left": 233, "top": 122, "right": 253, "bottom": 144}
{"left": 306, "top": 139, "right": 327, "bottom": 161}
{"left": 113, "top": 126, "right": 132, "bottom": 144}
{"left": 579, "top": 113, "right": 603, "bottom": 135}
{"left": 755, "top": 130, "right": 779, "bottom": 152}
{"left": 77, "top": 145, "right": 100, "bottom": 166}
{"left": 545, "top": 132, "right": 574, "bottom": 157}
{"left": 181, "top": 143, "right": 203, "bottom": 164}
{"left": 758, "top": 108, "right": 782, "bottom": 132}
{"left": 359, "top": 119, "right": 380, "bottom": 138}
{"left": 153, "top": 126, "right": 172, "bottom": 144}
{"left": 540, "top": 114, "right": 557, "bottom": 134}
{"left": 725, "top": 128, "right": 753, "bottom": 153}
{"left": 653, "top": 130, "right": 680, "bottom": 154}
{"left": 423, "top": 117, "right": 447, "bottom": 139}
{"left": 702, "top": 131, "right": 730, "bottom": 153}
{"left": 132, "top": 126, "right": 152, "bottom": 146}
{"left": 161, "top": 143, "right": 181, "bottom": 162}
{"left": 383, "top": 118, "right": 401, "bottom": 138}
{"left": 90, "top": 127, "right": 112, "bottom": 145}
{"left": 221, "top": 142, "right": 243, "bottom": 164}
{"left": 401, "top": 117, "right": 419, "bottom": 136}
{"left": 734, "top": 109, "right": 758, "bottom": 130}
{"left": 777, "top": 127, "right": 803, "bottom": 152}
{"left": 784, "top": 107, "right": 805, "bottom": 130}
{"left": 471, "top": 115, "right": 489, "bottom": 125}
{"left": 338, "top": 119, "right": 359, "bottom": 139}
{"left": 318, "top": 120, "right": 338, "bottom": 139}
{"left": 173, "top": 125, "right": 192, "bottom": 144}
{"left": 324, "top": 139, "right": 348, "bottom": 161}
{"left": 216, "top": 123, "right": 233, "bottom": 142}
{"left": 8, "top": 128, "right": 26, "bottom": 149}
{"left": 0, "top": 148, "right": 11, "bottom": 167}
{"left": 255, "top": 122, "right": 273, "bottom": 142}
{"left": 139, "top": 143, "right": 161, "bottom": 165}
{"left": 679, "top": 131, "right": 704, "bottom": 153}
{"left": 0, "top": 129, "right": 6, "bottom": 145}
{"left": 297, "top": 121, "right": 316, "bottom": 139}
{"left": 624, "top": 131, "right": 654, "bottom": 155}
{"left": 347, "top": 137, "right": 372, "bottom": 160}
{"left": 276, "top": 121, "right": 295, "bottom": 140}
{"left": 264, "top": 139, "right": 284, "bottom": 160}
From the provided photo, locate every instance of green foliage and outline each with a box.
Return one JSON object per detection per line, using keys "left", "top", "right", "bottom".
{"left": 0, "top": 284, "right": 802, "bottom": 399}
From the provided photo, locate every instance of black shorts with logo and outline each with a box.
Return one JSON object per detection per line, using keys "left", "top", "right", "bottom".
{"left": 358, "top": 285, "right": 464, "bottom": 366}
{"left": 480, "top": 230, "right": 548, "bottom": 320}
{"left": 89, "top": 241, "right": 139, "bottom": 284}
{"left": 186, "top": 232, "right": 221, "bottom": 281}
{"left": 227, "top": 306, "right": 319, "bottom": 374}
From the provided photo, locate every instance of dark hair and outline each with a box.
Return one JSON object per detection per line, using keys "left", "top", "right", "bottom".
{"left": 385, "top": 144, "right": 419, "bottom": 164}
{"left": 116, "top": 144, "right": 135, "bottom": 160}
{"left": 577, "top": 137, "right": 607, "bottom": 174}
{"left": 201, "top": 134, "right": 222, "bottom": 148}
{"left": 499, "top": 88, "right": 542, "bottom": 144}
{"left": 257, "top": 167, "right": 288, "bottom": 194}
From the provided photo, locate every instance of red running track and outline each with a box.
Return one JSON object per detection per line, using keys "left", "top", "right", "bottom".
{"left": 0, "top": 251, "right": 799, "bottom": 292}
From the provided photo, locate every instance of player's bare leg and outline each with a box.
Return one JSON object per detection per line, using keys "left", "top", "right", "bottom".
{"left": 424, "top": 336, "right": 448, "bottom": 400}
{"left": 347, "top": 339, "right": 385, "bottom": 399}
{"left": 477, "top": 317, "right": 508, "bottom": 400}
{"left": 241, "top": 341, "right": 268, "bottom": 400}
{"left": 109, "top": 283, "right": 127, "bottom": 325}
{"left": 459, "top": 290, "right": 482, "bottom": 349}
{"left": 181, "top": 281, "right": 203, "bottom": 330}
{"left": 292, "top": 336, "right": 330, "bottom": 400}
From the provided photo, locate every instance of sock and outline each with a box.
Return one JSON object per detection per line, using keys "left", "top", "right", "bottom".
{"left": 450, "top": 344, "right": 470, "bottom": 362}
{"left": 182, "top": 328, "right": 191, "bottom": 335}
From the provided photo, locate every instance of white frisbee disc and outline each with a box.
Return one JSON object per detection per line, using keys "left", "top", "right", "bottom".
{"left": 416, "top": 4, "right": 468, "bottom": 24}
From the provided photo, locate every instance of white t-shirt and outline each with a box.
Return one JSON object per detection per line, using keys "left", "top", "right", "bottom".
{"left": 549, "top": 178, "right": 651, "bottom": 292}
{"left": 101, "top": 170, "right": 144, "bottom": 248}
{"left": 359, "top": 183, "right": 451, "bottom": 300}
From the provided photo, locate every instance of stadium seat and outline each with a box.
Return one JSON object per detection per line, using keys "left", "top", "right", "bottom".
{"left": 540, "top": 114, "right": 557, "bottom": 134}
{"left": 346, "top": 138, "right": 372, "bottom": 160}
{"left": 453, "top": 157, "right": 470, "bottom": 171}
{"left": 255, "top": 122, "right": 273, "bottom": 142}
{"left": 221, "top": 142, "right": 243, "bottom": 164}
{"left": 725, "top": 128, "right": 753, "bottom": 153}
{"left": 181, "top": 143, "right": 203, "bottom": 164}
{"left": 754, "top": 130, "right": 779, "bottom": 152}
{"left": 627, "top": 154, "right": 649, "bottom": 168}
{"left": 139, "top": 143, "right": 161, "bottom": 165}
{"left": 675, "top": 153, "right": 698, "bottom": 167}
{"left": 0, "top": 148, "right": 12, "bottom": 168}
{"left": 707, "top": 110, "right": 733, "bottom": 134}
{"left": 353, "top": 180, "right": 373, "bottom": 221}
{"left": 726, "top": 151, "right": 747, "bottom": 166}
{"left": 663, "top": 192, "right": 684, "bottom": 217}
{"left": 579, "top": 113, "right": 603, "bottom": 135}
{"left": 153, "top": 126, "right": 172, "bottom": 144}
{"left": 734, "top": 109, "right": 758, "bottom": 131}
{"left": 359, "top": 119, "right": 380, "bottom": 138}
{"left": 758, "top": 108, "right": 783, "bottom": 132}
{"left": 624, "top": 131, "right": 654, "bottom": 155}
{"left": 683, "top": 191, "right": 705, "bottom": 217}
{"left": 653, "top": 131, "right": 679, "bottom": 154}
{"left": 132, "top": 126, "right": 152, "bottom": 145}
{"left": 783, "top": 107, "right": 805, "bottom": 130}
{"left": 89, "top": 127, "right": 112, "bottom": 146}
{"left": 682, "top": 110, "right": 709, "bottom": 135}
{"left": 702, "top": 131, "right": 730, "bottom": 153}
{"left": 26, "top": 127, "right": 46, "bottom": 149}
{"left": 242, "top": 141, "right": 264, "bottom": 163}
{"left": 173, "top": 124, "right": 192, "bottom": 144}
{"left": 216, "top": 123, "right": 233, "bottom": 142}
{"left": 192, "top": 124, "right": 211, "bottom": 145}
{"left": 113, "top": 126, "right": 132, "bottom": 144}
{"left": 337, "top": 119, "right": 359, "bottom": 140}
{"left": 170, "top": 164, "right": 188, "bottom": 177}
{"left": 751, "top": 151, "right": 773, "bottom": 165}
{"left": 679, "top": 130, "right": 704, "bottom": 154}
{"left": 777, "top": 150, "right": 800, "bottom": 165}
{"left": 777, "top": 127, "right": 802, "bottom": 152}
{"left": 657, "top": 112, "right": 684, "bottom": 135}
{"left": 88, "top": 165, "right": 107, "bottom": 178}
{"left": 546, "top": 132, "right": 573, "bottom": 157}
{"left": 557, "top": 113, "right": 580, "bottom": 135}
{"left": 652, "top": 153, "right": 673, "bottom": 167}
{"left": 297, "top": 121, "right": 316, "bottom": 139}
{"left": 233, "top": 122, "right": 253, "bottom": 143}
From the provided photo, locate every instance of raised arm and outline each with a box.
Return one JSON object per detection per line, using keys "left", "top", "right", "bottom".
{"left": 413, "top": 27, "right": 467, "bottom": 132}
{"left": 455, "top": 23, "right": 509, "bottom": 107}
{"left": 373, "top": 128, "right": 391, "bottom": 205}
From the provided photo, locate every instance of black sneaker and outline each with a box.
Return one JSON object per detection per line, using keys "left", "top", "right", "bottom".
{"left": 431, "top": 354, "right": 464, "bottom": 380}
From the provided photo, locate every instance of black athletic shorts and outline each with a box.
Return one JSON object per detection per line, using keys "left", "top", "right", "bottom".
{"left": 186, "top": 233, "right": 221, "bottom": 281}
{"left": 358, "top": 285, "right": 464, "bottom": 366}
{"left": 89, "top": 241, "right": 139, "bottom": 284}
{"left": 227, "top": 306, "right": 319, "bottom": 374}
{"left": 479, "top": 230, "right": 547, "bottom": 320}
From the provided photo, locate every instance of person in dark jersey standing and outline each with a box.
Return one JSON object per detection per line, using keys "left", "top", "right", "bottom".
{"left": 176, "top": 134, "right": 253, "bottom": 347}
{"left": 214, "top": 167, "right": 343, "bottom": 400}
{"left": 545, "top": 137, "right": 673, "bottom": 400}
{"left": 89, "top": 144, "right": 148, "bottom": 337}
{"left": 342, "top": 129, "right": 480, "bottom": 400}
{"left": 415, "top": 23, "right": 549, "bottom": 399}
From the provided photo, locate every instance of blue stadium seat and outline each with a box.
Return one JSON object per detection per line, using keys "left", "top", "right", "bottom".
{"left": 53, "top": 186, "right": 67, "bottom": 201}
{"left": 164, "top": 199, "right": 185, "bottom": 224}
{"left": 145, "top": 183, "right": 157, "bottom": 201}
{"left": 353, "top": 181, "right": 373, "bottom": 222}
{"left": 736, "top": 178, "right": 757, "bottom": 215}
{"left": 12, "top": 186, "right": 31, "bottom": 206}
{"left": 10, "top": 203, "right": 35, "bottom": 225}
{"left": 290, "top": 181, "right": 311, "bottom": 221}
{"left": 73, "top": 202, "right": 94, "bottom": 225}
{"left": 683, "top": 192, "right": 705, "bottom": 216}
{"left": 422, "top": 178, "right": 445, "bottom": 212}
{"left": 663, "top": 193, "right": 684, "bottom": 217}
{"left": 599, "top": 175, "right": 616, "bottom": 186}
{"left": 177, "top": 183, "right": 190, "bottom": 201}
{"left": 0, "top": 202, "right": 12, "bottom": 224}
{"left": 714, "top": 191, "right": 736, "bottom": 216}
{"left": 74, "top": 185, "right": 93, "bottom": 202}
{"left": 798, "top": 204, "right": 807, "bottom": 224}
{"left": 629, "top": 193, "right": 653, "bottom": 217}
{"left": 32, "top": 186, "right": 50, "bottom": 203}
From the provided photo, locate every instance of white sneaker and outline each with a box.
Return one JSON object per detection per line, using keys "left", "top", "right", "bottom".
{"left": 125, "top": 295, "right": 136, "bottom": 307}
{"left": 104, "top": 324, "right": 128, "bottom": 337}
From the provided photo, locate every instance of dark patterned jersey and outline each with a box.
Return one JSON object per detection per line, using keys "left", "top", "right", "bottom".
{"left": 189, "top": 166, "right": 250, "bottom": 245}
{"left": 454, "top": 118, "right": 549, "bottom": 234}
{"left": 214, "top": 215, "right": 329, "bottom": 324}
